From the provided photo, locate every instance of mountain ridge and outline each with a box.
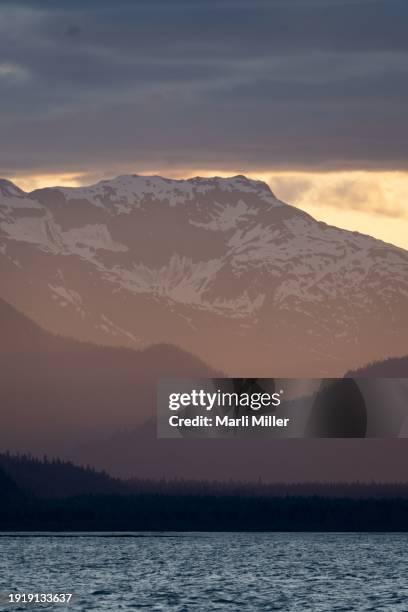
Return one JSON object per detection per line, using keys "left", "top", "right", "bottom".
{"left": 1, "top": 299, "right": 408, "bottom": 483}
{"left": 0, "top": 298, "right": 219, "bottom": 460}
{"left": 4, "top": 174, "right": 278, "bottom": 199}
{"left": 2, "top": 173, "right": 404, "bottom": 251}
{"left": 346, "top": 355, "right": 408, "bottom": 378}
{"left": 1, "top": 173, "right": 407, "bottom": 376}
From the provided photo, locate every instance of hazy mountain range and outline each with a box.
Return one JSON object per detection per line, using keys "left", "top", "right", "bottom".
{"left": 1, "top": 174, "right": 408, "bottom": 482}
{"left": 1, "top": 174, "right": 407, "bottom": 376}
{"left": 0, "top": 297, "right": 217, "bottom": 462}
{"left": 1, "top": 296, "right": 407, "bottom": 481}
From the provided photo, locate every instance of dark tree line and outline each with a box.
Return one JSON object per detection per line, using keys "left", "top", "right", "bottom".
{"left": 3, "top": 452, "right": 408, "bottom": 500}
{"left": 1, "top": 453, "right": 408, "bottom": 531}
{"left": 347, "top": 355, "right": 408, "bottom": 377}
{"left": 1, "top": 493, "right": 408, "bottom": 532}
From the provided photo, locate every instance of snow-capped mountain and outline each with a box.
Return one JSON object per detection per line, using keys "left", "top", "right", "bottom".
{"left": 1, "top": 174, "right": 407, "bottom": 375}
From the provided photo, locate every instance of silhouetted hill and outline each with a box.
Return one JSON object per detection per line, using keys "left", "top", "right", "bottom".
{"left": 3, "top": 299, "right": 408, "bottom": 484}
{"left": 0, "top": 297, "right": 68, "bottom": 355}
{"left": 2, "top": 454, "right": 408, "bottom": 532}
{"left": 0, "top": 453, "right": 126, "bottom": 498}
{"left": 0, "top": 465, "right": 22, "bottom": 503}
{"left": 5, "top": 453, "right": 408, "bottom": 502}
{"left": 346, "top": 355, "right": 408, "bottom": 377}
{"left": 82, "top": 416, "right": 408, "bottom": 483}
{"left": 0, "top": 299, "right": 219, "bottom": 456}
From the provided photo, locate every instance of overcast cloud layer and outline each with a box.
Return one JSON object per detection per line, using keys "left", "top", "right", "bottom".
{"left": 1, "top": 0, "right": 408, "bottom": 176}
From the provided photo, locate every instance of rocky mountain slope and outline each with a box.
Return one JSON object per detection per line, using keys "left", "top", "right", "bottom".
{"left": 1, "top": 174, "right": 407, "bottom": 375}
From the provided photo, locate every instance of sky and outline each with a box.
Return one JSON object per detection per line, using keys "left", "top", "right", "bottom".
{"left": 1, "top": 0, "right": 407, "bottom": 248}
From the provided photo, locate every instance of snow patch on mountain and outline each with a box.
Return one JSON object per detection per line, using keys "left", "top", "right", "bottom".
{"left": 1, "top": 173, "right": 407, "bottom": 362}
{"left": 0, "top": 215, "right": 56, "bottom": 248}
{"left": 53, "top": 175, "right": 280, "bottom": 213}
{"left": 49, "top": 284, "right": 84, "bottom": 311}
{"left": 190, "top": 200, "right": 258, "bottom": 231}
{"left": 100, "top": 314, "right": 141, "bottom": 343}
{"left": 1, "top": 211, "right": 127, "bottom": 259}
{"left": 110, "top": 254, "right": 223, "bottom": 304}
{"left": 61, "top": 224, "right": 128, "bottom": 256}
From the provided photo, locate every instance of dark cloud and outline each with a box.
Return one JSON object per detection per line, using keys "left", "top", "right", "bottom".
{"left": 0, "top": 0, "right": 408, "bottom": 175}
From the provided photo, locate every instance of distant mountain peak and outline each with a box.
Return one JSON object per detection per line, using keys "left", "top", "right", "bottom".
{"left": 1, "top": 173, "right": 277, "bottom": 207}
{"left": 24, "top": 173, "right": 281, "bottom": 217}
{"left": 0, "top": 178, "right": 24, "bottom": 198}
{"left": 89, "top": 173, "right": 270, "bottom": 187}
{"left": 52, "top": 173, "right": 277, "bottom": 199}
{"left": 1, "top": 171, "right": 407, "bottom": 376}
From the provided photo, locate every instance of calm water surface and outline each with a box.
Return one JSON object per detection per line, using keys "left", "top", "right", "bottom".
{"left": 0, "top": 532, "right": 407, "bottom": 611}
